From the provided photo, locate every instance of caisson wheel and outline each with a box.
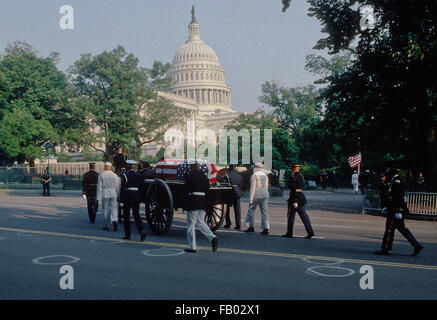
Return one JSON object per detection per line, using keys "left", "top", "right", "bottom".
{"left": 145, "top": 179, "right": 174, "bottom": 235}
{"left": 205, "top": 203, "right": 227, "bottom": 231}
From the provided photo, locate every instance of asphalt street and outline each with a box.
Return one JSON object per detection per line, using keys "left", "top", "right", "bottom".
{"left": 0, "top": 188, "right": 436, "bottom": 300}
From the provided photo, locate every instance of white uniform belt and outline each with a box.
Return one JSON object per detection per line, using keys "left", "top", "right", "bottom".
{"left": 127, "top": 187, "right": 139, "bottom": 191}
{"left": 189, "top": 192, "right": 205, "bottom": 196}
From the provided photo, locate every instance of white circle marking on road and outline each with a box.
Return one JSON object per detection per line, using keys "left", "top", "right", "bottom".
{"left": 306, "top": 265, "right": 355, "bottom": 278}
{"left": 303, "top": 257, "right": 344, "bottom": 266}
{"left": 32, "top": 255, "right": 80, "bottom": 265}
{"left": 142, "top": 247, "right": 185, "bottom": 257}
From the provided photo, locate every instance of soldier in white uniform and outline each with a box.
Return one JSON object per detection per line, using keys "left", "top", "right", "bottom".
{"left": 97, "top": 162, "right": 121, "bottom": 231}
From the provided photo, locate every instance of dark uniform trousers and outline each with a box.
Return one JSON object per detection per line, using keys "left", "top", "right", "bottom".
{"left": 287, "top": 203, "right": 314, "bottom": 236}
{"left": 224, "top": 170, "right": 243, "bottom": 228}
{"left": 86, "top": 196, "right": 98, "bottom": 223}
{"left": 120, "top": 170, "right": 145, "bottom": 238}
{"left": 43, "top": 183, "right": 50, "bottom": 196}
{"left": 381, "top": 209, "right": 421, "bottom": 252}
{"left": 225, "top": 198, "right": 241, "bottom": 228}
{"left": 123, "top": 202, "right": 143, "bottom": 238}
{"left": 287, "top": 172, "right": 314, "bottom": 236}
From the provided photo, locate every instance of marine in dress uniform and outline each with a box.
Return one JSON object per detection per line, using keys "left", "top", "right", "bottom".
{"left": 113, "top": 146, "right": 127, "bottom": 223}
{"left": 375, "top": 168, "right": 424, "bottom": 256}
{"left": 223, "top": 164, "right": 242, "bottom": 230}
{"left": 282, "top": 164, "right": 315, "bottom": 239}
{"left": 82, "top": 162, "right": 99, "bottom": 223}
{"left": 119, "top": 160, "right": 146, "bottom": 241}
{"left": 183, "top": 162, "right": 218, "bottom": 253}
{"left": 41, "top": 169, "right": 51, "bottom": 196}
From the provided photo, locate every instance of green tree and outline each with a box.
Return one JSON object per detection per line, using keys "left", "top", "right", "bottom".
{"left": 225, "top": 111, "right": 299, "bottom": 169}
{"left": 0, "top": 42, "right": 67, "bottom": 164}
{"left": 259, "top": 82, "right": 320, "bottom": 139}
{"left": 69, "top": 45, "right": 187, "bottom": 161}
{"left": 282, "top": 0, "right": 437, "bottom": 189}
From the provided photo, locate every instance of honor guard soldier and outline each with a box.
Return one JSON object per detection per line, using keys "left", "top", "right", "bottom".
{"left": 82, "top": 162, "right": 99, "bottom": 223}
{"left": 375, "top": 168, "right": 424, "bottom": 256}
{"left": 41, "top": 169, "right": 51, "bottom": 196}
{"left": 282, "top": 164, "right": 315, "bottom": 239}
{"left": 119, "top": 160, "right": 146, "bottom": 241}
{"left": 184, "top": 162, "right": 218, "bottom": 253}
{"left": 113, "top": 146, "right": 127, "bottom": 223}
{"left": 223, "top": 164, "right": 242, "bottom": 230}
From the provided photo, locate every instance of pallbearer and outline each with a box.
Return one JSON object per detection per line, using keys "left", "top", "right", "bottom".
{"left": 375, "top": 167, "right": 424, "bottom": 256}
{"left": 282, "top": 164, "right": 315, "bottom": 239}
{"left": 82, "top": 162, "right": 99, "bottom": 223}
{"left": 113, "top": 146, "right": 127, "bottom": 223}
{"left": 97, "top": 162, "right": 120, "bottom": 231}
{"left": 120, "top": 160, "right": 146, "bottom": 241}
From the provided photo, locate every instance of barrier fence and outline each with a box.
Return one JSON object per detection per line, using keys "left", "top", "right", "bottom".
{"left": 363, "top": 189, "right": 437, "bottom": 217}
{"left": 0, "top": 163, "right": 105, "bottom": 190}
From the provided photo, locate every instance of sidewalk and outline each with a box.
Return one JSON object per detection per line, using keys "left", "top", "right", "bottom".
{"left": 0, "top": 189, "right": 81, "bottom": 197}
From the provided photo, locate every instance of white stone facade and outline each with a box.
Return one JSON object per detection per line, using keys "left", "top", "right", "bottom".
{"left": 143, "top": 7, "right": 240, "bottom": 158}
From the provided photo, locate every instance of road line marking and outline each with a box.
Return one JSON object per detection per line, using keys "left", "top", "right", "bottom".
{"left": 0, "top": 226, "right": 436, "bottom": 271}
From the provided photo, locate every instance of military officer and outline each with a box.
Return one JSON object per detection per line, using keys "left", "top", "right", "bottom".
{"left": 282, "top": 164, "right": 315, "bottom": 239}
{"left": 223, "top": 164, "right": 242, "bottom": 230}
{"left": 41, "top": 169, "right": 51, "bottom": 196}
{"left": 119, "top": 160, "right": 146, "bottom": 241}
{"left": 82, "top": 162, "right": 99, "bottom": 223}
{"left": 375, "top": 168, "right": 424, "bottom": 256}
{"left": 113, "top": 146, "right": 127, "bottom": 223}
{"left": 184, "top": 162, "right": 218, "bottom": 253}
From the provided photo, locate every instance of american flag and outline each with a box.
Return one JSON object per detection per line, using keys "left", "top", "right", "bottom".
{"left": 155, "top": 159, "right": 217, "bottom": 184}
{"left": 348, "top": 153, "right": 362, "bottom": 168}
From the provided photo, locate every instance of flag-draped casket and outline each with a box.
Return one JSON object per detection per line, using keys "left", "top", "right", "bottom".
{"left": 155, "top": 159, "right": 217, "bottom": 184}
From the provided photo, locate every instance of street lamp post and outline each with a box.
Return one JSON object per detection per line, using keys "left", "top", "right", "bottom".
{"left": 44, "top": 143, "right": 53, "bottom": 175}
{"left": 131, "top": 138, "right": 137, "bottom": 161}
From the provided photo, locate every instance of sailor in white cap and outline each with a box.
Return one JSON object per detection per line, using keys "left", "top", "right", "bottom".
{"left": 119, "top": 160, "right": 147, "bottom": 241}
{"left": 97, "top": 162, "right": 120, "bottom": 231}
{"left": 244, "top": 163, "right": 270, "bottom": 235}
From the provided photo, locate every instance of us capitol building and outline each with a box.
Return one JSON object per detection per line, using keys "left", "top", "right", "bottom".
{"left": 145, "top": 7, "right": 240, "bottom": 157}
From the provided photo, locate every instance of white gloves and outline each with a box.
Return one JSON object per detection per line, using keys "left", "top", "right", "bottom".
{"left": 82, "top": 194, "right": 86, "bottom": 199}
{"left": 292, "top": 202, "right": 298, "bottom": 208}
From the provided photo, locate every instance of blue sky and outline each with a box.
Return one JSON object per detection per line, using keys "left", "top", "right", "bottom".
{"left": 0, "top": 0, "right": 325, "bottom": 112}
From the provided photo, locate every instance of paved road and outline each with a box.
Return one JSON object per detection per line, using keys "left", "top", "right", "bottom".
{"left": 0, "top": 188, "right": 436, "bottom": 300}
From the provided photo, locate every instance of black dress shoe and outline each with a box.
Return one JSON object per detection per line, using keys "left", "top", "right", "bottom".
{"left": 305, "top": 233, "right": 315, "bottom": 239}
{"left": 102, "top": 227, "right": 109, "bottom": 231}
{"left": 245, "top": 227, "right": 255, "bottom": 233}
{"left": 261, "top": 229, "right": 269, "bottom": 235}
{"left": 122, "top": 236, "right": 130, "bottom": 240}
{"left": 411, "top": 245, "right": 424, "bottom": 256}
{"left": 212, "top": 237, "right": 218, "bottom": 252}
{"left": 374, "top": 250, "right": 391, "bottom": 256}
{"left": 235, "top": 226, "right": 241, "bottom": 230}
{"left": 140, "top": 231, "right": 147, "bottom": 242}
{"left": 113, "top": 221, "right": 118, "bottom": 231}
{"left": 184, "top": 248, "right": 197, "bottom": 253}
{"left": 281, "top": 234, "right": 293, "bottom": 238}
{"left": 223, "top": 224, "right": 230, "bottom": 229}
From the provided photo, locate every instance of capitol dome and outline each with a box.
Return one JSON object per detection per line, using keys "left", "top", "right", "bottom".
{"left": 168, "top": 7, "right": 233, "bottom": 115}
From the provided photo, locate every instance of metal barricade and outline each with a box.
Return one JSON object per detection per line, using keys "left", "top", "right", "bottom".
{"left": 363, "top": 189, "right": 437, "bottom": 217}
{"left": 405, "top": 192, "right": 437, "bottom": 216}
